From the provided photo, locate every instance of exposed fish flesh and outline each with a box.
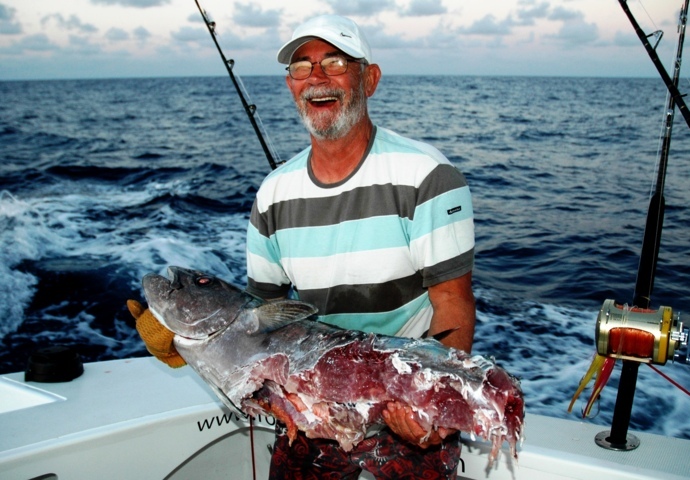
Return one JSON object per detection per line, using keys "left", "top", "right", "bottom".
{"left": 142, "top": 266, "right": 524, "bottom": 462}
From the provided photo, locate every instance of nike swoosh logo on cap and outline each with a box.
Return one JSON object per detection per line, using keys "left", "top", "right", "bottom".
{"left": 340, "top": 32, "right": 352, "bottom": 38}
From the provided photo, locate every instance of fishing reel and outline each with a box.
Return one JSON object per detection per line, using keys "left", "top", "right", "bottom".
{"left": 595, "top": 299, "right": 689, "bottom": 365}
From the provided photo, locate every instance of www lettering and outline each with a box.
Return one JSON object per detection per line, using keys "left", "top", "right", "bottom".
{"left": 197, "top": 412, "right": 245, "bottom": 432}
{"left": 197, "top": 412, "right": 277, "bottom": 432}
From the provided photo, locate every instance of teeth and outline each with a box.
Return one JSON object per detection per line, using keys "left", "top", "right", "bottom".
{"left": 311, "top": 97, "right": 337, "bottom": 103}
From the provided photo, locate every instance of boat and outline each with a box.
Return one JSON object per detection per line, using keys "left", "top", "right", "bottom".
{"left": 1, "top": 353, "right": 689, "bottom": 479}
{"left": 2, "top": 2, "right": 690, "bottom": 479}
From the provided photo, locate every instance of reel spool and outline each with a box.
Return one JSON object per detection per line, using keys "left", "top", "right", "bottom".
{"left": 596, "top": 299, "right": 689, "bottom": 365}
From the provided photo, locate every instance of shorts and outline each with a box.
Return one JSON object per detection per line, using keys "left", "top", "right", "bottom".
{"left": 268, "top": 423, "right": 462, "bottom": 480}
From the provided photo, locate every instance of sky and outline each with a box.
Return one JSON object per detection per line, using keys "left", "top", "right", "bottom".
{"left": 0, "top": 0, "right": 687, "bottom": 80}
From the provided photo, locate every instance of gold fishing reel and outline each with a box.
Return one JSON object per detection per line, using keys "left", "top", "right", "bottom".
{"left": 595, "top": 299, "right": 689, "bottom": 365}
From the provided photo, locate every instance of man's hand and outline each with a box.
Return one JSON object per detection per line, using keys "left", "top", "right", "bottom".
{"left": 127, "top": 299, "right": 186, "bottom": 368}
{"left": 382, "top": 402, "right": 456, "bottom": 448}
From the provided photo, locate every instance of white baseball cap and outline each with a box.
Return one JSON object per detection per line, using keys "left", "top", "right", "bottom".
{"left": 277, "top": 15, "right": 372, "bottom": 65}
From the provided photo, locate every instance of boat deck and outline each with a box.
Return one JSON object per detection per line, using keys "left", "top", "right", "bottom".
{"left": 1, "top": 357, "right": 688, "bottom": 479}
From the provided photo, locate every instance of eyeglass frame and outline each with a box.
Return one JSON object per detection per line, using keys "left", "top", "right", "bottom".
{"left": 286, "top": 55, "right": 365, "bottom": 80}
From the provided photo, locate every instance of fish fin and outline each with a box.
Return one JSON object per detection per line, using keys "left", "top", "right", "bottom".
{"left": 567, "top": 353, "right": 607, "bottom": 413}
{"left": 431, "top": 327, "right": 460, "bottom": 341}
{"left": 582, "top": 357, "right": 616, "bottom": 418}
{"left": 251, "top": 300, "right": 318, "bottom": 334}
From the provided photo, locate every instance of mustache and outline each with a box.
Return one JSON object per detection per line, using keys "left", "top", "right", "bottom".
{"left": 301, "top": 86, "right": 345, "bottom": 102}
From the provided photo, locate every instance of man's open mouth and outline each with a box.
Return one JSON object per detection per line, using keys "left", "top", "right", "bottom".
{"left": 303, "top": 88, "right": 343, "bottom": 107}
{"left": 310, "top": 96, "right": 339, "bottom": 106}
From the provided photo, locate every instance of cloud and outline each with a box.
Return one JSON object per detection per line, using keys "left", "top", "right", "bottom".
{"left": 547, "top": 7, "right": 598, "bottom": 46}
{"left": 133, "top": 26, "right": 151, "bottom": 41}
{"left": 516, "top": 2, "right": 550, "bottom": 26}
{"left": 41, "top": 14, "right": 98, "bottom": 34}
{"left": 551, "top": 20, "right": 598, "bottom": 45}
{"left": 402, "top": 0, "right": 446, "bottom": 17}
{"left": 90, "top": 0, "right": 171, "bottom": 7}
{"left": 171, "top": 25, "right": 209, "bottom": 44}
{"left": 461, "top": 15, "right": 514, "bottom": 36}
{"left": 0, "top": 33, "right": 58, "bottom": 54}
{"left": 63, "top": 35, "right": 103, "bottom": 56}
{"left": 67, "top": 35, "right": 102, "bottom": 55}
{"left": 188, "top": 13, "right": 203, "bottom": 23}
{"left": 362, "top": 24, "right": 417, "bottom": 50}
{"left": 421, "top": 22, "right": 466, "bottom": 49}
{"left": 323, "top": 0, "right": 396, "bottom": 17}
{"left": 233, "top": 2, "right": 281, "bottom": 28}
{"left": 548, "top": 6, "right": 582, "bottom": 22}
{"left": 105, "top": 27, "right": 130, "bottom": 41}
{"left": 24, "top": 34, "right": 58, "bottom": 51}
{"left": 169, "top": 23, "right": 280, "bottom": 52}
{"left": 0, "top": 3, "right": 22, "bottom": 34}
{"left": 613, "top": 30, "right": 641, "bottom": 48}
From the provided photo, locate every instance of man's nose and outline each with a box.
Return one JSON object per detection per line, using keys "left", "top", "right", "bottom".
{"left": 307, "top": 63, "right": 330, "bottom": 83}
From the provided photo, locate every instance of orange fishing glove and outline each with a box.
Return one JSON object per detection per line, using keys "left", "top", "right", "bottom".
{"left": 127, "top": 299, "right": 186, "bottom": 368}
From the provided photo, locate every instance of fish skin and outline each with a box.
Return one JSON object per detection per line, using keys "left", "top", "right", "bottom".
{"left": 142, "top": 266, "right": 524, "bottom": 462}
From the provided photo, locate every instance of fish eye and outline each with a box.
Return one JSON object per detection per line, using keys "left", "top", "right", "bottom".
{"left": 195, "top": 276, "right": 214, "bottom": 287}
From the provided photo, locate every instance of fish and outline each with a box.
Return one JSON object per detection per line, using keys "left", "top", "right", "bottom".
{"left": 142, "top": 266, "right": 524, "bottom": 462}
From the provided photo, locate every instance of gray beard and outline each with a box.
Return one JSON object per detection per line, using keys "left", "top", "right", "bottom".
{"left": 297, "top": 83, "right": 367, "bottom": 140}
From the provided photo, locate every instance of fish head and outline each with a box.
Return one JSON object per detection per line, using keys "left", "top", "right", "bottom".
{"left": 142, "top": 266, "right": 260, "bottom": 339}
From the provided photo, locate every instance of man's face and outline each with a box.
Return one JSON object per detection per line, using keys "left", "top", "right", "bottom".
{"left": 286, "top": 39, "right": 370, "bottom": 140}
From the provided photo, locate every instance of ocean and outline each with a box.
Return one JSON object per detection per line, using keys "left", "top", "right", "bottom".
{"left": 1, "top": 75, "right": 689, "bottom": 440}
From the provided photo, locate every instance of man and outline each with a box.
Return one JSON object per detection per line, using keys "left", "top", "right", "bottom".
{"left": 246, "top": 14, "right": 476, "bottom": 480}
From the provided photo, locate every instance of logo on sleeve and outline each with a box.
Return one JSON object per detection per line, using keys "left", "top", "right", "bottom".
{"left": 447, "top": 206, "right": 462, "bottom": 215}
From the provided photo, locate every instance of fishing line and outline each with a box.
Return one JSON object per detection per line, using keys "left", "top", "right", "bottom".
{"left": 613, "top": 304, "right": 628, "bottom": 358}
{"left": 635, "top": 0, "right": 658, "bottom": 31}
{"left": 249, "top": 416, "right": 257, "bottom": 480}
{"left": 647, "top": 363, "right": 690, "bottom": 397}
{"left": 617, "top": 308, "right": 656, "bottom": 359}
{"left": 651, "top": 100, "right": 670, "bottom": 200}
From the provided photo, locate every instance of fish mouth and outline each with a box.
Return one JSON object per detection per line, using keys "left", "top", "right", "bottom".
{"left": 147, "top": 304, "right": 169, "bottom": 329}
{"left": 167, "top": 305, "right": 224, "bottom": 340}
{"left": 142, "top": 267, "right": 228, "bottom": 340}
{"left": 184, "top": 308, "right": 225, "bottom": 340}
{"left": 148, "top": 305, "right": 218, "bottom": 342}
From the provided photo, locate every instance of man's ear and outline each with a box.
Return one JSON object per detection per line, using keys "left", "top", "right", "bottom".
{"left": 363, "top": 64, "right": 382, "bottom": 98}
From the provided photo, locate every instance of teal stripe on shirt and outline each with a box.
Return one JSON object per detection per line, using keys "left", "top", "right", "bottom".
{"left": 409, "top": 187, "right": 473, "bottom": 241}
{"left": 315, "top": 292, "right": 430, "bottom": 336}
{"left": 371, "top": 127, "right": 440, "bottom": 157}
{"left": 273, "top": 215, "right": 411, "bottom": 258}
{"left": 247, "top": 222, "right": 281, "bottom": 263}
{"left": 266, "top": 148, "right": 309, "bottom": 177}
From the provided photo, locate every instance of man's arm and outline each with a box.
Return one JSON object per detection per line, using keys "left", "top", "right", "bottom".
{"left": 427, "top": 271, "right": 476, "bottom": 353}
{"left": 383, "top": 272, "right": 476, "bottom": 446}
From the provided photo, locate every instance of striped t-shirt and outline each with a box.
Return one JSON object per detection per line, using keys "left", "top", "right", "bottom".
{"left": 246, "top": 126, "right": 474, "bottom": 338}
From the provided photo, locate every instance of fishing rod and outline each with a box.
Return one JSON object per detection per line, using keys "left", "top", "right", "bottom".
{"left": 591, "top": 0, "right": 690, "bottom": 452}
{"left": 194, "top": 0, "right": 282, "bottom": 170}
{"left": 631, "top": 0, "right": 688, "bottom": 310}
{"left": 618, "top": 0, "right": 690, "bottom": 131}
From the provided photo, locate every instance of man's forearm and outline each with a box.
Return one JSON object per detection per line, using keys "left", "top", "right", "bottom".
{"left": 427, "top": 272, "right": 476, "bottom": 353}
